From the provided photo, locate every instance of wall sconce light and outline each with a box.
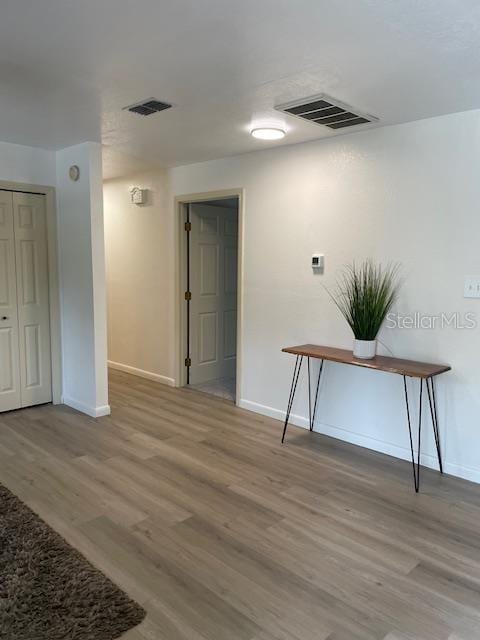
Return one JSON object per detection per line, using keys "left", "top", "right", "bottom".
{"left": 129, "top": 186, "right": 147, "bottom": 205}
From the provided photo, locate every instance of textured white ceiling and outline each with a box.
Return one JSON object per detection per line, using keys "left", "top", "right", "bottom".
{"left": 2, "top": 0, "right": 480, "bottom": 178}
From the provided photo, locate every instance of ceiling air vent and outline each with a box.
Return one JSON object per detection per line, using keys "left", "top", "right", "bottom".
{"left": 124, "top": 98, "right": 172, "bottom": 116}
{"left": 276, "top": 94, "right": 377, "bottom": 130}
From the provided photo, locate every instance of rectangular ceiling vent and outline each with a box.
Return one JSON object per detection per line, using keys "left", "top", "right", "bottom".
{"left": 124, "top": 98, "right": 172, "bottom": 116}
{"left": 276, "top": 94, "right": 377, "bottom": 130}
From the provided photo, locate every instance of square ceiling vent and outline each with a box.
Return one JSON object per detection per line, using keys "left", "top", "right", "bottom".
{"left": 124, "top": 98, "right": 172, "bottom": 116}
{"left": 276, "top": 94, "right": 377, "bottom": 130}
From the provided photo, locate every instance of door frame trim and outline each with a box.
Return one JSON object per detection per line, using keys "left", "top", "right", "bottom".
{"left": 0, "top": 181, "right": 62, "bottom": 405}
{"left": 174, "top": 188, "right": 244, "bottom": 405}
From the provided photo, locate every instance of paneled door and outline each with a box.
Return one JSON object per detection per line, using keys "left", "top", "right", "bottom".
{"left": 189, "top": 204, "right": 238, "bottom": 385}
{"left": 0, "top": 191, "right": 21, "bottom": 411}
{"left": 12, "top": 192, "right": 52, "bottom": 408}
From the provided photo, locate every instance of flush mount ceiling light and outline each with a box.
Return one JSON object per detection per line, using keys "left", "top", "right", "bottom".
{"left": 250, "top": 127, "right": 285, "bottom": 140}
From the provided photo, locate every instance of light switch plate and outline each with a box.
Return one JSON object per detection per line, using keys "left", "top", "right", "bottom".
{"left": 464, "top": 276, "right": 480, "bottom": 298}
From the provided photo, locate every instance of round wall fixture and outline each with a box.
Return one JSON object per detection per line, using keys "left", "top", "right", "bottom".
{"left": 251, "top": 127, "right": 285, "bottom": 140}
{"left": 69, "top": 165, "right": 80, "bottom": 182}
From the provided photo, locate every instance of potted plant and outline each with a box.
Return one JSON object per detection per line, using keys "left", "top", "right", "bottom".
{"left": 329, "top": 260, "right": 401, "bottom": 359}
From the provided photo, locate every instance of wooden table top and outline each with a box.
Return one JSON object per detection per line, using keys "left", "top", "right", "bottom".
{"left": 282, "top": 344, "right": 451, "bottom": 378}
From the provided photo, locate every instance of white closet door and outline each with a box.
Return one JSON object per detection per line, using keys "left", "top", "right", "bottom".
{"left": 189, "top": 204, "right": 238, "bottom": 385}
{"left": 0, "top": 191, "right": 21, "bottom": 411}
{"left": 13, "top": 192, "right": 52, "bottom": 407}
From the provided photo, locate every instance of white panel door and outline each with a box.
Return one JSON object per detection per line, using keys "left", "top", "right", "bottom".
{"left": 189, "top": 204, "right": 238, "bottom": 385}
{"left": 0, "top": 191, "right": 21, "bottom": 411}
{"left": 12, "top": 192, "right": 52, "bottom": 408}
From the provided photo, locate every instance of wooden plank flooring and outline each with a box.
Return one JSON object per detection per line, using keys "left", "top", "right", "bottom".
{"left": 1, "top": 369, "right": 479, "bottom": 639}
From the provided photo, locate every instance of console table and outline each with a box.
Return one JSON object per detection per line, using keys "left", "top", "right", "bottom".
{"left": 281, "top": 344, "right": 451, "bottom": 492}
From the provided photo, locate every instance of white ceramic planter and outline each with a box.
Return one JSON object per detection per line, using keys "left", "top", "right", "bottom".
{"left": 353, "top": 339, "right": 377, "bottom": 359}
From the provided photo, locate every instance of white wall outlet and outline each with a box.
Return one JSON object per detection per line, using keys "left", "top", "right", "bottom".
{"left": 464, "top": 276, "right": 480, "bottom": 298}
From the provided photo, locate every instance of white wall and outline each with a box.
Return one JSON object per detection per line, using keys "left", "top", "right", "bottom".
{"left": 166, "top": 109, "right": 480, "bottom": 483}
{"left": 103, "top": 170, "right": 174, "bottom": 385}
{"left": 0, "top": 139, "right": 109, "bottom": 418}
{"left": 0, "top": 140, "right": 56, "bottom": 186}
{"left": 56, "top": 142, "right": 110, "bottom": 417}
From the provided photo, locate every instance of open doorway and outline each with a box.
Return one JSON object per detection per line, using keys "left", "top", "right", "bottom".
{"left": 181, "top": 196, "right": 240, "bottom": 402}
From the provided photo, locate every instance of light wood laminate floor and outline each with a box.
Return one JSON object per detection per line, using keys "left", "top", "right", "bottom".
{"left": 0, "top": 369, "right": 479, "bottom": 640}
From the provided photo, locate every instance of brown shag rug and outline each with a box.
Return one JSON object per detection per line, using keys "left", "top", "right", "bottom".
{"left": 0, "top": 483, "right": 146, "bottom": 639}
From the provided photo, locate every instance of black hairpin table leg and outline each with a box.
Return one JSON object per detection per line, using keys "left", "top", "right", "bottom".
{"left": 281, "top": 355, "right": 303, "bottom": 443}
{"left": 403, "top": 375, "right": 444, "bottom": 492}
{"left": 426, "top": 376, "right": 444, "bottom": 473}
{"left": 308, "top": 357, "right": 324, "bottom": 431}
{"left": 403, "top": 375, "right": 423, "bottom": 492}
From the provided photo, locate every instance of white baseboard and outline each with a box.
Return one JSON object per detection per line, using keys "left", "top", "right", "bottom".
{"left": 442, "top": 461, "right": 480, "bottom": 485}
{"left": 94, "top": 405, "right": 112, "bottom": 417}
{"left": 108, "top": 360, "right": 175, "bottom": 387}
{"left": 238, "top": 398, "right": 480, "bottom": 485}
{"left": 62, "top": 395, "right": 111, "bottom": 418}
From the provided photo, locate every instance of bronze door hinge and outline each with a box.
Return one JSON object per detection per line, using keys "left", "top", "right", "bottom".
{"left": 184, "top": 221, "right": 192, "bottom": 232}
{"left": 185, "top": 357, "right": 191, "bottom": 367}
{"left": 185, "top": 291, "right": 192, "bottom": 301}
